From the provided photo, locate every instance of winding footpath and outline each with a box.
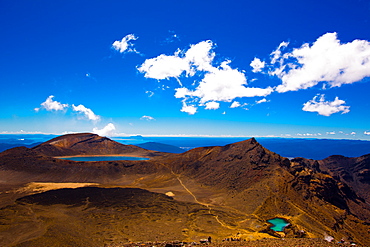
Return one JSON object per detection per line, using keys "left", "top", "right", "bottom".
{"left": 171, "top": 170, "right": 243, "bottom": 231}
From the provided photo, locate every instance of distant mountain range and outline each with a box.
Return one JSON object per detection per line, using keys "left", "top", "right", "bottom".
{"left": 0, "top": 133, "right": 369, "bottom": 246}
{"left": 1, "top": 134, "right": 369, "bottom": 160}
{"left": 0, "top": 142, "right": 42, "bottom": 152}
{"left": 136, "top": 141, "right": 185, "bottom": 153}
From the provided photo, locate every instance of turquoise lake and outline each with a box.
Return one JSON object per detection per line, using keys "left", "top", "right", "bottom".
{"left": 59, "top": 156, "right": 149, "bottom": 162}
{"left": 267, "top": 218, "right": 290, "bottom": 232}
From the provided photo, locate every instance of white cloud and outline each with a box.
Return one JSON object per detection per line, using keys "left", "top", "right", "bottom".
{"left": 270, "top": 41, "right": 289, "bottom": 65}
{"left": 139, "top": 40, "right": 273, "bottom": 114}
{"left": 256, "top": 98, "right": 269, "bottom": 104}
{"left": 259, "top": 33, "right": 370, "bottom": 92}
{"left": 35, "top": 95, "right": 68, "bottom": 112}
{"left": 36, "top": 95, "right": 102, "bottom": 123}
{"left": 364, "top": 131, "right": 370, "bottom": 135}
{"left": 204, "top": 101, "right": 220, "bottom": 110}
{"left": 146, "top": 91, "right": 154, "bottom": 97}
{"left": 302, "top": 94, "right": 350, "bottom": 116}
{"left": 180, "top": 102, "right": 197, "bottom": 115}
{"left": 140, "top": 115, "right": 155, "bottom": 121}
{"left": 296, "top": 132, "right": 324, "bottom": 137}
{"left": 184, "top": 40, "right": 215, "bottom": 72}
{"left": 93, "top": 123, "right": 116, "bottom": 137}
{"left": 112, "top": 34, "right": 139, "bottom": 53}
{"left": 138, "top": 53, "right": 190, "bottom": 80}
{"left": 250, "top": 57, "right": 265, "bottom": 73}
{"left": 72, "top": 104, "right": 100, "bottom": 121}
{"left": 138, "top": 40, "right": 216, "bottom": 81}
{"left": 181, "top": 61, "right": 273, "bottom": 103}
{"left": 230, "top": 101, "right": 241, "bottom": 108}
{"left": 174, "top": 87, "right": 192, "bottom": 98}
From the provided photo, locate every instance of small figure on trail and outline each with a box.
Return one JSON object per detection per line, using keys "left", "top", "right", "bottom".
{"left": 208, "top": 236, "right": 212, "bottom": 243}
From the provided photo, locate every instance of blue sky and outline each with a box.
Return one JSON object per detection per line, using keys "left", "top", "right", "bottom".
{"left": 1, "top": 0, "right": 370, "bottom": 139}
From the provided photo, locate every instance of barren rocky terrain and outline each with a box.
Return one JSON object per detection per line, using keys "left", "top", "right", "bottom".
{"left": 0, "top": 133, "right": 369, "bottom": 246}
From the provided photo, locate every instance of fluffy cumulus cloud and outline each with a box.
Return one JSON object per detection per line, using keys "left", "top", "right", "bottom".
{"left": 35, "top": 95, "right": 68, "bottom": 112}
{"left": 72, "top": 104, "right": 100, "bottom": 121}
{"left": 204, "top": 101, "right": 220, "bottom": 110}
{"left": 250, "top": 58, "right": 266, "bottom": 73}
{"left": 180, "top": 61, "right": 273, "bottom": 103}
{"left": 230, "top": 101, "right": 241, "bottom": 108}
{"left": 138, "top": 40, "right": 273, "bottom": 114}
{"left": 93, "top": 123, "right": 116, "bottom": 137}
{"left": 138, "top": 33, "right": 370, "bottom": 116}
{"left": 302, "top": 94, "right": 350, "bottom": 116}
{"left": 112, "top": 34, "right": 139, "bottom": 53}
{"left": 256, "top": 98, "right": 269, "bottom": 104}
{"left": 35, "top": 95, "right": 100, "bottom": 122}
{"left": 180, "top": 102, "right": 197, "bottom": 115}
{"left": 255, "top": 32, "right": 370, "bottom": 92}
{"left": 138, "top": 53, "right": 190, "bottom": 80}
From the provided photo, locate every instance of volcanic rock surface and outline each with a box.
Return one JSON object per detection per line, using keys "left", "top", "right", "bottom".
{"left": 0, "top": 133, "right": 369, "bottom": 246}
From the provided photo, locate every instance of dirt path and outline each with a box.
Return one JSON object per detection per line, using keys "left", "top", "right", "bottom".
{"left": 171, "top": 171, "right": 246, "bottom": 231}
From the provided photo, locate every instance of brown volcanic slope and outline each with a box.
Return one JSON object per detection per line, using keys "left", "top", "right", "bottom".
{"left": 2, "top": 187, "right": 225, "bottom": 247}
{"left": 162, "top": 139, "right": 370, "bottom": 243}
{"left": 32, "top": 132, "right": 164, "bottom": 157}
{"left": 0, "top": 134, "right": 369, "bottom": 246}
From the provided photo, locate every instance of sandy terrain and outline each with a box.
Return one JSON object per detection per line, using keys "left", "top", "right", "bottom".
{"left": 15, "top": 182, "right": 100, "bottom": 193}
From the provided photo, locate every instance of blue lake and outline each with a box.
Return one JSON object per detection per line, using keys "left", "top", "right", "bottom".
{"left": 267, "top": 218, "right": 290, "bottom": 232}
{"left": 59, "top": 156, "right": 149, "bottom": 162}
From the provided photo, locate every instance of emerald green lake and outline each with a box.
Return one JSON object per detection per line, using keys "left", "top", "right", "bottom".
{"left": 267, "top": 218, "right": 290, "bottom": 232}
{"left": 59, "top": 156, "right": 149, "bottom": 162}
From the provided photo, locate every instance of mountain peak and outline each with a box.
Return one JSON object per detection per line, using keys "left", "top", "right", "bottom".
{"left": 32, "top": 133, "right": 162, "bottom": 157}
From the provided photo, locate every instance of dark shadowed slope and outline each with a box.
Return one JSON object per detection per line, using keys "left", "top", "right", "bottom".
{"left": 319, "top": 154, "right": 370, "bottom": 203}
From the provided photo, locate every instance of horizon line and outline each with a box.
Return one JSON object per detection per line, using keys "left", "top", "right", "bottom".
{"left": 1, "top": 131, "right": 370, "bottom": 141}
